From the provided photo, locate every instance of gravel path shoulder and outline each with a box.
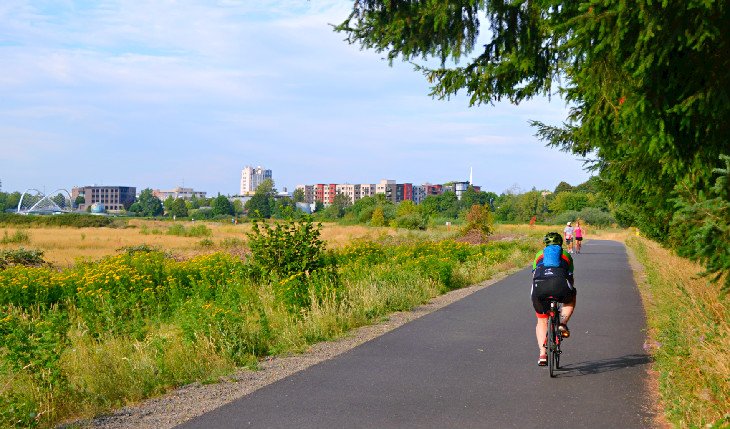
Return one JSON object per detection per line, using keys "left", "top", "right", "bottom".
{"left": 69, "top": 272, "right": 513, "bottom": 429}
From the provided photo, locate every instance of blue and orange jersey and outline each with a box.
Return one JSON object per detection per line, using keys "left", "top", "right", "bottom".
{"left": 532, "top": 244, "right": 574, "bottom": 274}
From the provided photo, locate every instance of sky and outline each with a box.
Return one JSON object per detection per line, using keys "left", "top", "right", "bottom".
{"left": 0, "top": 1, "right": 592, "bottom": 197}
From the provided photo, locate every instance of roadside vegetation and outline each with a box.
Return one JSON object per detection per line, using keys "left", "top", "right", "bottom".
{"left": 0, "top": 218, "right": 542, "bottom": 428}
{"left": 626, "top": 235, "right": 728, "bottom": 428}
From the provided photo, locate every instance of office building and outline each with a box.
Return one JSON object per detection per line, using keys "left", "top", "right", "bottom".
{"left": 71, "top": 186, "right": 136, "bottom": 211}
{"left": 240, "top": 166, "right": 272, "bottom": 195}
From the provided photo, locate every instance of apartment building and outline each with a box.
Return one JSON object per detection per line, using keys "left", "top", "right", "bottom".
{"left": 412, "top": 185, "right": 426, "bottom": 204}
{"left": 71, "top": 186, "right": 136, "bottom": 211}
{"left": 336, "top": 184, "right": 361, "bottom": 204}
{"left": 240, "top": 166, "right": 272, "bottom": 195}
{"left": 294, "top": 179, "right": 481, "bottom": 206}
{"left": 375, "top": 179, "right": 396, "bottom": 203}
{"left": 360, "top": 184, "right": 376, "bottom": 198}
{"left": 323, "top": 184, "right": 337, "bottom": 204}
{"left": 295, "top": 185, "right": 315, "bottom": 204}
{"left": 153, "top": 187, "right": 206, "bottom": 201}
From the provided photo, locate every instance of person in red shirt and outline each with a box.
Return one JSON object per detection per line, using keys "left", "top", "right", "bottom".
{"left": 574, "top": 222, "right": 584, "bottom": 253}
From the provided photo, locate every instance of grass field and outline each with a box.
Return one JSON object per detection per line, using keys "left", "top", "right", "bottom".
{"left": 5, "top": 219, "right": 691, "bottom": 429}
{"left": 0, "top": 219, "right": 548, "bottom": 428}
{"left": 0, "top": 219, "right": 412, "bottom": 266}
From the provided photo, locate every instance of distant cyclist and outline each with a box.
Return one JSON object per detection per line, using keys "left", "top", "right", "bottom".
{"left": 574, "top": 222, "right": 583, "bottom": 253}
{"left": 531, "top": 232, "right": 576, "bottom": 366}
{"left": 564, "top": 222, "right": 574, "bottom": 253}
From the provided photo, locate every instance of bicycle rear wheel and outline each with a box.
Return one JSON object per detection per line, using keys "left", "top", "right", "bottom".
{"left": 548, "top": 316, "right": 557, "bottom": 377}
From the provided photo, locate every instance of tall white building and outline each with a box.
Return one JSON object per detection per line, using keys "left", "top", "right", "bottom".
{"left": 240, "top": 166, "right": 272, "bottom": 195}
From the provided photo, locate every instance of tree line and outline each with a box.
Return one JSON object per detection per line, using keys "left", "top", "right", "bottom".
{"left": 336, "top": 1, "right": 729, "bottom": 287}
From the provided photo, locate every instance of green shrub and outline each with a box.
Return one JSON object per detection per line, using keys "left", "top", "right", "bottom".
{"left": 461, "top": 204, "right": 494, "bottom": 237}
{"left": 671, "top": 154, "right": 730, "bottom": 290}
{"left": 166, "top": 224, "right": 212, "bottom": 237}
{"left": 220, "top": 237, "right": 245, "bottom": 248}
{"left": 0, "top": 213, "right": 121, "bottom": 228}
{"left": 199, "top": 238, "right": 214, "bottom": 247}
{"left": 248, "top": 219, "right": 339, "bottom": 310}
{"left": 549, "top": 207, "right": 615, "bottom": 227}
{"left": 1, "top": 229, "right": 30, "bottom": 244}
{"left": 0, "top": 248, "right": 45, "bottom": 269}
{"left": 393, "top": 213, "right": 426, "bottom": 230}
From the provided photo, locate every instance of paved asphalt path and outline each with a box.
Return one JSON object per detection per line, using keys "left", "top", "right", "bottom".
{"left": 179, "top": 239, "right": 654, "bottom": 428}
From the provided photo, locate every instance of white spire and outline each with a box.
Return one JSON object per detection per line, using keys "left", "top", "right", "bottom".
{"left": 469, "top": 167, "right": 473, "bottom": 185}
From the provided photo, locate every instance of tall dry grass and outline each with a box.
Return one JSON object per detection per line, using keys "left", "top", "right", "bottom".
{"left": 626, "top": 235, "right": 729, "bottom": 428}
{"left": 0, "top": 220, "right": 409, "bottom": 266}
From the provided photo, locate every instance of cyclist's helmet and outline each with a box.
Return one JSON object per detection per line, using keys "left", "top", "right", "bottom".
{"left": 543, "top": 232, "right": 563, "bottom": 246}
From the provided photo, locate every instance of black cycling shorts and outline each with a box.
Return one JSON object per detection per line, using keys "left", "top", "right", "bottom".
{"left": 531, "top": 275, "right": 576, "bottom": 315}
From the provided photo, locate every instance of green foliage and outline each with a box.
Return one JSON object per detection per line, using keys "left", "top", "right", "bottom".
{"left": 549, "top": 208, "right": 615, "bottom": 228}
{"left": 0, "top": 228, "right": 542, "bottom": 427}
{"left": 292, "top": 188, "right": 305, "bottom": 203}
{"left": 548, "top": 191, "right": 593, "bottom": 213}
{"left": 0, "top": 213, "right": 118, "bottom": 228}
{"left": 0, "top": 248, "right": 45, "bottom": 269}
{"left": 166, "top": 224, "right": 212, "bottom": 238}
{"left": 370, "top": 206, "right": 385, "bottom": 226}
{"left": 198, "top": 238, "right": 214, "bottom": 248}
{"left": 0, "top": 191, "right": 22, "bottom": 213}
{"left": 169, "top": 198, "right": 188, "bottom": 218}
{"left": 671, "top": 155, "right": 730, "bottom": 290}
{"left": 462, "top": 204, "right": 494, "bottom": 238}
{"left": 337, "top": 0, "right": 729, "bottom": 287}
{"left": 133, "top": 189, "right": 163, "bottom": 217}
{"left": 1, "top": 229, "right": 30, "bottom": 244}
{"left": 212, "top": 195, "right": 234, "bottom": 217}
{"left": 247, "top": 219, "right": 339, "bottom": 309}
{"left": 318, "top": 193, "right": 351, "bottom": 220}
{"left": 245, "top": 180, "right": 277, "bottom": 219}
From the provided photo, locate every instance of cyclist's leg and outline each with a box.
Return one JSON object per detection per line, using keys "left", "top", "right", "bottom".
{"left": 531, "top": 287, "right": 549, "bottom": 356}
{"left": 560, "top": 290, "right": 577, "bottom": 324}
{"left": 536, "top": 314, "right": 548, "bottom": 355}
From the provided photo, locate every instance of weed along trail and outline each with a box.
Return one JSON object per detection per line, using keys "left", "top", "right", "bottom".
{"left": 176, "top": 239, "right": 656, "bottom": 429}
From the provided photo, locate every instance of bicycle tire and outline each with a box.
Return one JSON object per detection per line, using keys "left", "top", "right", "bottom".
{"left": 548, "top": 315, "right": 557, "bottom": 377}
{"left": 555, "top": 332, "right": 561, "bottom": 369}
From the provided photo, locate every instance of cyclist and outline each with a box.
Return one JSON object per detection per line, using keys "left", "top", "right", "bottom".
{"left": 532, "top": 232, "right": 576, "bottom": 366}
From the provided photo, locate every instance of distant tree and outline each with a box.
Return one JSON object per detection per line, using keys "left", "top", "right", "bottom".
{"left": 371, "top": 206, "right": 385, "bottom": 226}
{"left": 396, "top": 200, "right": 418, "bottom": 217}
{"left": 163, "top": 196, "right": 175, "bottom": 215}
{"left": 245, "top": 180, "right": 277, "bottom": 219}
{"left": 554, "top": 182, "right": 573, "bottom": 194}
{"left": 494, "top": 193, "right": 518, "bottom": 223}
{"left": 232, "top": 199, "right": 244, "bottom": 216}
{"left": 74, "top": 195, "right": 86, "bottom": 207}
{"left": 188, "top": 195, "right": 201, "bottom": 209}
{"left": 347, "top": 195, "right": 378, "bottom": 223}
{"left": 292, "top": 188, "right": 305, "bottom": 203}
{"left": 135, "top": 188, "right": 163, "bottom": 217}
{"left": 516, "top": 189, "right": 549, "bottom": 222}
{"left": 273, "top": 197, "right": 296, "bottom": 219}
{"left": 212, "top": 195, "right": 234, "bottom": 216}
{"left": 549, "top": 192, "right": 592, "bottom": 213}
{"left": 170, "top": 198, "right": 188, "bottom": 218}
{"left": 51, "top": 193, "right": 67, "bottom": 208}
{"left": 321, "top": 193, "right": 351, "bottom": 219}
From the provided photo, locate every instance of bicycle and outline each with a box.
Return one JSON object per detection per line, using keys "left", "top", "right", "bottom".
{"left": 545, "top": 299, "right": 563, "bottom": 377}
